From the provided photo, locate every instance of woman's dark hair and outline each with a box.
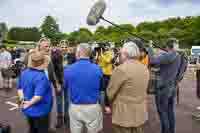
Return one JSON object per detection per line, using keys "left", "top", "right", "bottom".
{"left": 140, "top": 47, "right": 148, "bottom": 54}
{"left": 51, "top": 48, "right": 64, "bottom": 87}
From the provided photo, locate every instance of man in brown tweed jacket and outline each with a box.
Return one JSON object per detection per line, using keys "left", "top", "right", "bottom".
{"left": 107, "top": 42, "right": 150, "bottom": 133}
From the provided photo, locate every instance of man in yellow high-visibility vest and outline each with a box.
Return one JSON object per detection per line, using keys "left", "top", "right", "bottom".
{"left": 97, "top": 47, "right": 113, "bottom": 114}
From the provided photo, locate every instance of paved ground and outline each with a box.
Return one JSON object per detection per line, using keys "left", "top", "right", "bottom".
{"left": 0, "top": 78, "right": 200, "bottom": 133}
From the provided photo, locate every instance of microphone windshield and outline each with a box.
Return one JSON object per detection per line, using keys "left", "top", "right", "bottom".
{"left": 87, "top": 0, "right": 106, "bottom": 26}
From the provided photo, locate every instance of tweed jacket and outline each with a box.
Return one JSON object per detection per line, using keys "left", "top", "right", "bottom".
{"left": 107, "top": 60, "right": 150, "bottom": 127}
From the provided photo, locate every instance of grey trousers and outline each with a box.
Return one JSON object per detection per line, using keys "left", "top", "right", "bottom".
{"left": 69, "top": 103, "right": 103, "bottom": 133}
{"left": 112, "top": 124, "right": 144, "bottom": 133}
{"left": 0, "top": 71, "right": 13, "bottom": 89}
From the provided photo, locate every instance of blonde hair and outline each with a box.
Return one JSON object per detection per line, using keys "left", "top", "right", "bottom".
{"left": 38, "top": 37, "right": 51, "bottom": 44}
{"left": 37, "top": 37, "right": 51, "bottom": 51}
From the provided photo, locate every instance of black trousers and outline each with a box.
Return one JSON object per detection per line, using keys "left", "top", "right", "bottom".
{"left": 196, "top": 70, "right": 200, "bottom": 99}
{"left": 27, "top": 114, "right": 50, "bottom": 133}
{"left": 103, "top": 75, "right": 111, "bottom": 106}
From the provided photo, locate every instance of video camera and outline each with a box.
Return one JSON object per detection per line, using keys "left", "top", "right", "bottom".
{"left": 90, "top": 42, "right": 113, "bottom": 64}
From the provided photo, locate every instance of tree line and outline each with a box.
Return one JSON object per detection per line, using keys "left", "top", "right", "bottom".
{"left": 0, "top": 15, "right": 200, "bottom": 48}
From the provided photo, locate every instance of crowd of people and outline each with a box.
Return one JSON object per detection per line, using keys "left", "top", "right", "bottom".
{"left": 0, "top": 37, "right": 186, "bottom": 133}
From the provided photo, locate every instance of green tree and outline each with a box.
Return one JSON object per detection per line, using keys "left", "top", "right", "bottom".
{"left": 94, "top": 26, "right": 109, "bottom": 42}
{"left": 0, "top": 22, "right": 8, "bottom": 39}
{"left": 8, "top": 27, "right": 41, "bottom": 41}
{"left": 138, "top": 31, "right": 156, "bottom": 41}
{"left": 137, "top": 22, "right": 161, "bottom": 32}
{"left": 67, "top": 28, "right": 93, "bottom": 45}
{"left": 40, "top": 16, "right": 60, "bottom": 44}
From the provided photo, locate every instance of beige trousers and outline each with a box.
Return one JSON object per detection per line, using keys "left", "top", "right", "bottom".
{"left": 69, "top": 103, "right": 103, "bottom": 133}
{"left": 112, "top": 124, "right": 144, "bottom": 133}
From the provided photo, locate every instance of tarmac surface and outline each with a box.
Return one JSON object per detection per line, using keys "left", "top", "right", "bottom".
{"left": 0, "top": 78, "right": 200, "bottom": 133}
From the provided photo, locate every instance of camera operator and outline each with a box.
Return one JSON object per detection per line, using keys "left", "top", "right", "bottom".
{"left": 148, "top": 38, "right": 181, "bottom": 133}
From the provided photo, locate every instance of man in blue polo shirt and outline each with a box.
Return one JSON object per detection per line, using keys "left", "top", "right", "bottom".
{"left": 17, "top": 52, "right": 53, "bottom": 133}
{"left": 64, "top": 43, "right": 103, "bottom": 133}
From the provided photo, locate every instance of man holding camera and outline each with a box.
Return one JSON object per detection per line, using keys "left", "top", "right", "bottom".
{"left": 148, "top": 38, "right": 181, "bottom": 133}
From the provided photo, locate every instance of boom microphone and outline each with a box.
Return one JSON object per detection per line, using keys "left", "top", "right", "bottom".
{"left": 87, "top": 0, "right": 106, "bottom": 25}
{"left": 87, "top": 0, "right": 166, "bottom": 51}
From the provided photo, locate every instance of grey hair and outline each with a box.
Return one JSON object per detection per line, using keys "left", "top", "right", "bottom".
{"left": 76, "top": 43, "right": 91, "bottom": 56}
{"left": 123, "top": 42, "right": 140, "bottom": 59}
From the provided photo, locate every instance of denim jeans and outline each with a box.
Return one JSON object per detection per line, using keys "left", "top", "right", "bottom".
{"left": 155, "top": 85, "right": 176, "bottom": 133}
{"left": 56, "top": 88, "right": 69, "bottom": 117}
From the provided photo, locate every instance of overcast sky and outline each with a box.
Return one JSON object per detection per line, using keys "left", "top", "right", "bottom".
{"left": 0, "top": 0, "right": 200, "bottom": 32}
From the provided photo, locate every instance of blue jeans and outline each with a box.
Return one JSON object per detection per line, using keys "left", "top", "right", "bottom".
{"left": 155, "top": 85, "right": 176, "bottom": 133}
{"left": 56, "top": 88, "right": 69, "bottom": 117}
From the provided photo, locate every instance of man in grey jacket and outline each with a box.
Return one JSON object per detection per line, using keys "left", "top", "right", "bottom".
{"left": 148, "top": 38, "right": 181, "bottom": 133}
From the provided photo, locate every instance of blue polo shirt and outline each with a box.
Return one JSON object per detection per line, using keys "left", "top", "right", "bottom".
{"left": 17, "top": 68, "right": 53, "bottom": 117}
{"left": 64, "top": 58, "right": 103, "bottom": 104}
